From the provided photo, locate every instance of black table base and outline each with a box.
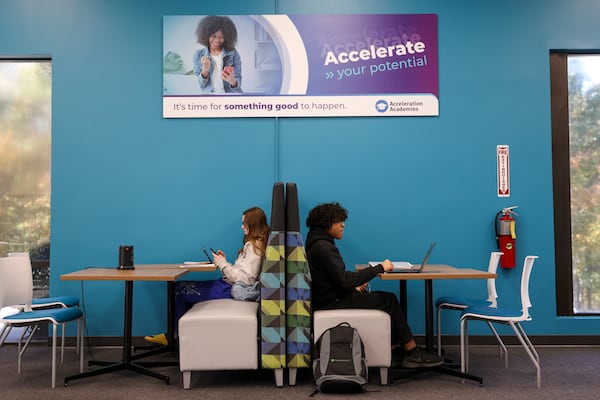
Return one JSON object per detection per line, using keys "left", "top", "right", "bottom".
{"left": 64, "top": 281, "right": 171, "bottom": 386}
{"left": 396, "top": 280, "right": 484, "bottom": 385}
{"left": 390, "top": 364, "right": 483, "bottom": 385}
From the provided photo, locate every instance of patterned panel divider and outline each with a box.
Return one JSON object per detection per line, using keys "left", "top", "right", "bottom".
{"left": 285, "top": 183, "right": 312, "bottom": 370}
{"left": 260, "top": 182, "right": 286, "bottom": 369}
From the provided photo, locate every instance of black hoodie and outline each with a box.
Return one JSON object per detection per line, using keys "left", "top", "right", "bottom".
{"left": 305, "top": 229, "right": 384, "bottom": 309}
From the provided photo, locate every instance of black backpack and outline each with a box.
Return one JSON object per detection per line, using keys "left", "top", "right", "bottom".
{"left": 312, "top": 322, "right": 368, "bottom": 394}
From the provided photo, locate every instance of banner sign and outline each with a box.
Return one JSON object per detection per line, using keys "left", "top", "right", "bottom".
{"left": 163, "top": 14, "right": 438, "bottom": 118}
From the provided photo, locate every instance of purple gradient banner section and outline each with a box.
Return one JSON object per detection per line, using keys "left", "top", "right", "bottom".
{"left": 289, "top": 14, "right": 438, "bottom": 97}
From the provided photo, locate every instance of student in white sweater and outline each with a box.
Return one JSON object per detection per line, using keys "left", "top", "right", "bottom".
{"left": 145, "top": 206, "right": 269, "bottom": 346}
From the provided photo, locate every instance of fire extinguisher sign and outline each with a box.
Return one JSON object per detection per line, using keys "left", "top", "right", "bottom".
{"left": 497, "top": 145, "right": 510, "bottom": 197}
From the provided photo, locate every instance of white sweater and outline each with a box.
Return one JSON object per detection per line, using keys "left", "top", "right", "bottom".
{"left": 215, "top": 241, "right": 264, "bottom": 286}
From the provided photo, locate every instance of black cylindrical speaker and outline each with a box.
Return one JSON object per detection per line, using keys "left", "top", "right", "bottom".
{"left": 118, "top": 245, "right": 134, "bottom": 270}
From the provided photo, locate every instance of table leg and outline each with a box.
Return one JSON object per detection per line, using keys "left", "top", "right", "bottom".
{"left": 424, "top": 279, "right": 434, "bottom": 352}
{"left": 167, "top": 281, "right": 175, "bottom": 344}
{"left": 399, "top": 279, "right": 435, "bottom": 351}
{"left": 399, "top": 280, "right": 407, "bottom": 316}
{"left": 64, "top": 281, "right": 171, "bottom": 386}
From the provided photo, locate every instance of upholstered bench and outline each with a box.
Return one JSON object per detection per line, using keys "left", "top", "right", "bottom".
{"left": 178, "top": 298, "right": 265, "bottom": 389}
{"left": 313, "top": 309, "right": 391, "bottom": 385}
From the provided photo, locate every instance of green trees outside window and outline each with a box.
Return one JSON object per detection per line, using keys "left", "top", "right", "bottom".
{"left": 568, "top": 55, "right": 600, "bottom": 312}
{"left": 0, "top": 60, "right": 51, "bottom": 260}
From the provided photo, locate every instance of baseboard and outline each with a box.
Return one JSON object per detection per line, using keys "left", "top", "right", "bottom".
{"left": 48, "top": 335, "right": 600, "bottom": 348}
{"left": 46, "top": 336, "right": 154, "bottom": 348}
{"left": 426, "top": 335, "right": 600, "bottom": 346}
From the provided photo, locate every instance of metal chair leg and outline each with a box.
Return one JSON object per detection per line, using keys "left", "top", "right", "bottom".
{"left": 460, "top": 317, "right": 468, "bottom": 377}
{"left": 509, "top": 322, "right": 540, "bottom": 388}
{"left": 52, "top": 323, "right": 57, "bottom": 389}
{"left": 17, "top": 326, "right": 36, "bottom": 374}
{"left": 0, "top": 325, "right": 11, "bottom": 345}
{"left": 486, "top": 321, "right": 508, "bottom": 367}
{"left": 79, "top": 318, "right": 85, "bottom": 373}
{"left": 61, "top": 323, "right": 65, "bottom": 363}
{"left": 436, "top": 306, "right": 443, "bottom": 356}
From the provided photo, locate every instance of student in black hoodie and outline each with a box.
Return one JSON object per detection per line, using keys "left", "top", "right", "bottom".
{"left": 305, "top": 202, "right": 443, "bottom": 368}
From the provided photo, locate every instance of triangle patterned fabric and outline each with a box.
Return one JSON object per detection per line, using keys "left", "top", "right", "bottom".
{"left": 260, "top": 182, "right": 286, "bottom": 370}
{"left": 285, "top": 183, "right": 312, "bottom": 369}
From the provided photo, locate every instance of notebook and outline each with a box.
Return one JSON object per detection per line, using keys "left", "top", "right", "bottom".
{"left": 369, "top": 241, "right": 436, "bottom": 273}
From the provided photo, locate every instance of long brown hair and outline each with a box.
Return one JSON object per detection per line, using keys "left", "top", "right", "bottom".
{"left": 241, "top": 206, "right": 270, "bottom": 257}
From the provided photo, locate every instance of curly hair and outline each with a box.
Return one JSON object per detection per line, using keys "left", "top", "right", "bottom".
{"left": 195, "top": 15, "right": 238, "bottom": 52}
{"left": 306, "top": 202, "right": 348, "bottom": 231}
{"left": 241, "top": 206, "right": 270, "bottom": 257}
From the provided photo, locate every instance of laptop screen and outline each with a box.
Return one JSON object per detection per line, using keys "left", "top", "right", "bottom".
{"left": 389, "top": 241, "right": 435, "bottom": 273}
{"left": 417, "top": 241, "right": 436, "bottom": 270}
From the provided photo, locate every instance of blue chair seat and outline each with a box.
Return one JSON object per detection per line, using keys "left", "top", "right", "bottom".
{"left": 32, "top": 296, "right": 80, "bottom": 309}
{"left": 435, "top": 296, "right": 492, "bottom": 309}
{"left": 461, "top": 304, "right": 525, "bottom": 320}
{"left": 4, "top": 307, "right": 84, "bottom": 325}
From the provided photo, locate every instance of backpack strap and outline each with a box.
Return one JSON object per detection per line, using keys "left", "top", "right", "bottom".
{"left": 335, "top": 321, "right": 351, "bottom": 328}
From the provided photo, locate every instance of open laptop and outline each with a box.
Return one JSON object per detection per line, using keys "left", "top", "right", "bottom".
{"left": 370, "top": 241, "right": 436, "bottom": 273}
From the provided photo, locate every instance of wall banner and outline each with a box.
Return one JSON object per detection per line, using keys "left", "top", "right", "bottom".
{"left": 163, "top": 14, "right": 438, "bottom": 118}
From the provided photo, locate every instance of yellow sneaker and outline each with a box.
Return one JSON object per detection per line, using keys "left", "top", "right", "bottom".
{"left": 144, "top": 333, "right": 168, "bottom": 346}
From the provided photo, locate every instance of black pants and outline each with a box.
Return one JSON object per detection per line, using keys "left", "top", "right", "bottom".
{"left": 318, "top": 291, "right": 414, "bottom": 346}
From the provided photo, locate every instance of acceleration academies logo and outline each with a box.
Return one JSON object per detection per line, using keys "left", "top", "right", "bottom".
{"left": 375, "top": 99, "right": 425, "bottom": 114}
{"left": 375, "top": 100, "right": 389, "bottom": 113}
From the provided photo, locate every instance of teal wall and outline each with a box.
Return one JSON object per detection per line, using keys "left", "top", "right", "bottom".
{"left": 2, "top": 0, "right": 599, "bottom": 338}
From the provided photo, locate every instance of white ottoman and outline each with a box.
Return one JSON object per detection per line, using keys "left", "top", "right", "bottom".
{"left": 313, "top": 309, "right": 391, "bottom": 385}
{"left": 178, "top": 298, "right": 259, "bottom": 389}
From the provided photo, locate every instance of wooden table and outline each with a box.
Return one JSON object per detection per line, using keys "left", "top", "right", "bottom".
{"left": 358, "top": 263, "right": 495, "bottom": 385}
{"left": 60, "top": 264, "right": 216, "bottom": 385}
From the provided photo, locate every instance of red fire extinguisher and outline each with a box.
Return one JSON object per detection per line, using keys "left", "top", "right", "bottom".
{"left": 495, "top": 206, "right": 518, "bottom": 268}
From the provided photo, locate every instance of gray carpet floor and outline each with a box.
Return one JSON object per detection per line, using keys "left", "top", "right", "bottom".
{"left": 1, "top": 343, "right": 599, "bottom": 400}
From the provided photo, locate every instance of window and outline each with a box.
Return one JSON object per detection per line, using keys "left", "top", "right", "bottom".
{"left": 551, "top": 51, "right": 600, "bottom": 315}
{"left": 0, "top": 57, "right": 51, "bottom": 298}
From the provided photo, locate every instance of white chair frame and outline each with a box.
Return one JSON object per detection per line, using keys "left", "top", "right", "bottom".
{"left": 0, "top": 252, "right": 81, "bottom": 361}
{"left": 460, "top": 255, "right": 540, "bottom": 388}
{"left": 0, "top": 256, "right": 85, "bottom": 388}
{"left": 436, "top": 252, "right": 507, "bottom": 363}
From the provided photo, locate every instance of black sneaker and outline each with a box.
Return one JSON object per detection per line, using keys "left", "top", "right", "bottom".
{"left": 401, "top": 348, "right": 444, "bottom": 368}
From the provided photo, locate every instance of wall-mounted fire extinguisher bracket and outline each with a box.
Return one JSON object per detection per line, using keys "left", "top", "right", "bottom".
{"left": 495, "top": 206, "right": 518, "bottom": 268}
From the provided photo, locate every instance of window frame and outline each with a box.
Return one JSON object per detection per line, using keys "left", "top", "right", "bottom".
{"left": 550, "top": 50, "right": 600, "bottom": 316}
